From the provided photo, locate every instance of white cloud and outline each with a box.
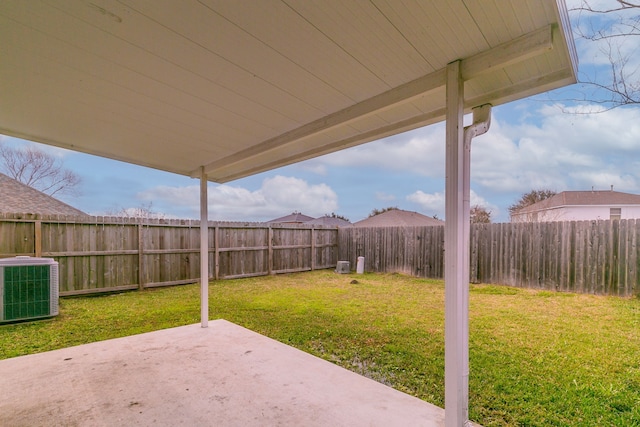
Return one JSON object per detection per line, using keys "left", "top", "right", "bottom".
{"left": 407, "top": 189, "right": 498, "bottom": 220}
{"left": 568, "top": 1, "right": 640, "bottom": 69}
{"left": 0, "top": 135, "right": 73, "bottom": 159}
{"left": 296, "top": 162, "right": 327, "bottom": 175}
{"left": 569, "top": 170, "right": 636, "bottom": 191}
{"left": 314, "top": 123, "right": 446, "bottom": 177}
{"left": 303, "top": 101, "right": 640, "bottom": 216}
{"left": 137, "top": 175, "right": 338, "bottom": 221}
{"left": 471, "top": 106, "right": 640, "bottom": 194}
{"left": 306, "top": 104, "right": 640, "bottom": 195}
{"left": 375, "top": 191, "right": 396, "bottom": 202}
{"left": 406, "top": 190, "right": 444, "bottom": 218}
{"left": 305, "top": 105, "right": 629, "bottom": 194}
{"left": 470, "top": 191, "right": 501, "bottom": 219}
{"left": 139, "top": 185, "right": 200, "bottom": 206}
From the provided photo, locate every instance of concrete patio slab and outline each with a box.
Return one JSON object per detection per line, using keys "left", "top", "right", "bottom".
{"left": 0, "top": 319, "right": 451, "bottom": 426}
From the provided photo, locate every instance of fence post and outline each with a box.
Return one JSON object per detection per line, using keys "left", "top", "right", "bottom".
{"left": 137, "top": 222, "right": 144, "bottom": 290}
{"left": 311, "top": 227, "right": 316, "bottom": 271}
{"left": 214, "top": 224, "right": 220, "bottom": 280}
{"left": 4, "top": 213, "right": 640, "bottom": 297}
{"left": 34, "top": 220, "right": 42, "bottom": 257}
{"left": 268, "top": 225, "right": 274, "bottom": 275}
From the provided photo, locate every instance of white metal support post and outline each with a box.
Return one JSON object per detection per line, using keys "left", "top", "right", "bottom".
{"left": 444, "top": 60, "right": 467, "bottom": 426}
{"left": 200, "top": 166, "right": 209, "bottom": 328}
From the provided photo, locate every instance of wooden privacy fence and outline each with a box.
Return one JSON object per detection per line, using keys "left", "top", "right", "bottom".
{"left": 339, "top": 220, "right": 640, "bottom": 297}
{"left": 470, "top": 220, "right": 639, "bottom": 296}
{"left": 0, "top": 213, "right": 338, "bottom": 296}
{"left": 338, "top": 225, "right": 445, "bottom": 279}
{"left": 3, "top": 213, "right": 638, "bottom": 297}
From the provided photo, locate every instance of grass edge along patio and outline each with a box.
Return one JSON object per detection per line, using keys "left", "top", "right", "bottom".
{"left": 1, "top": 270, "right": 638, "bottom": 426}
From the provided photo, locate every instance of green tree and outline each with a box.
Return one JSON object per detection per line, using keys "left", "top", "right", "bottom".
{"left": 470, "top": 205, "right": 491, "bottom": 224}
{"left": 326, "top": 212, "right": 350, "bottom": 222}
{"left": 508, "top": 189, "right": 556, "bottom": 217}
{"left": 368, "top": 206, "right": 398, "bottom": 217}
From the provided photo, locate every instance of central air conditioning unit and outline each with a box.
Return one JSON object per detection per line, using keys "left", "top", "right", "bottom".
{"left": 335, "top": 261, "right": 350, "bottom": 274}
{"left": 0, "top": 256, "right": 59, "bottom": 323}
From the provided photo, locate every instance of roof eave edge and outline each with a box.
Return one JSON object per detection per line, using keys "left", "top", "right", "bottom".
{"left": 556, "top": 0, "right": 579, "bottom": 77}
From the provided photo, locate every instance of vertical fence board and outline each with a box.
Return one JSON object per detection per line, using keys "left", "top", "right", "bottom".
{"left": 0, "top": 215, "right": 337, "bottom": 295}
{"left": 337, "top": 221, "right": 640, "bottom": 297}
{"left": 2, "top": 215, "right": 640, "bottom": 297}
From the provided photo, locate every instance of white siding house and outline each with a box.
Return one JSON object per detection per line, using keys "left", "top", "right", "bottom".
{"left": 510, "top": 190, "right": 640, "bottom": 222}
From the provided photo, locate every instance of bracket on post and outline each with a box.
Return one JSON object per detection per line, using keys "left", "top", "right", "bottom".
{"left": 464, "top": 104, "right": 491, "bottom": 150}
{"left": 463, "top": 104, "right": 492, "bottom": 150}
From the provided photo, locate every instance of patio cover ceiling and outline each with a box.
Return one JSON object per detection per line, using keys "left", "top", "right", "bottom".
{"left": 0, "top": 0, "right": 577, "bottom": 183}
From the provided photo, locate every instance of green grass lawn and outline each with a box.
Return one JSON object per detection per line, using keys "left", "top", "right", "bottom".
{"left": 1, "top": 270, "right": 639, "bottom": 426}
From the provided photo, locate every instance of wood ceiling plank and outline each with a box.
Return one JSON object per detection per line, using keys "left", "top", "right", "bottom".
{"left": 45, "top": 0, "right": 316, "bottom": 131}
{"left": 459, "top": 0, "right": 502, "bottom": 47}
{"left": 287, "top": 0, "right": 433, "bottom": 89}
{"left": 0, "top": 16, "right": 270, "bottom": 147}
{"left": 125, "top": 0, "right": 340, "bottom": 119}
{"left": 200, "top": 0, "right": 368, "bottom": 108}
{"left": 371, "top": 0, "right": 453, "bottom": 70}
{"left": 6, "top": 1, "right": 296, "bottom": 140}
{"left": 0, "top": 40, "right": 246, "bottom": 174}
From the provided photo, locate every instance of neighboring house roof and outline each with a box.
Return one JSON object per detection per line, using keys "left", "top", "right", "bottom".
{"left": 513, "top": 190, "right": 640, "bottom": 215}
{"left": 353, "top": 209, "right": 443, "bottom": 227}
{"left": 304, "top": 216, "right": 352, "bottom": 227}
{"left": 267, "top": 212, "right": 315, "bottom": 224}
{"left": 0, "top": 172, "right": 86, "bottom": 216}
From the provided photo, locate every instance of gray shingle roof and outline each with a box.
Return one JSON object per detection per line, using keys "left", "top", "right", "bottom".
{"left": 353, "top": 209, "right": 443, "bottom": 227}
{"left": 515, "top": 190, "right": 640, "bottom": 214}
{"left": 0, "top": 172, "right": 86, "bottom": 216}
{"left": 266, "top": 212, "right": 315, "bottom": 224}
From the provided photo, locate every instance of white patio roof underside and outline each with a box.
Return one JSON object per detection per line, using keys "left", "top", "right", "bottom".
{"left": 0, "top": 0, "right": 576, "bottom": 183}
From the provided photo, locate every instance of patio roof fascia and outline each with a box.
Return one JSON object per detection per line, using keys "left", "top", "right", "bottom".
{"left": 556, "top": 0, "right": 580, "bottom": 76}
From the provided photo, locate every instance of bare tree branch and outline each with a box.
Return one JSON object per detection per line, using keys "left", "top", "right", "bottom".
{"left": 0, "top": 143, "right": 81, "bottom": 197}
{"left": 105, "top": 202, "right": 166, "bottom": 219}
{"left": 571, "top": 0, "right": 640, "bottom": 15}
{"left": 552, "top": 1, "right": 640, "bottom": 111}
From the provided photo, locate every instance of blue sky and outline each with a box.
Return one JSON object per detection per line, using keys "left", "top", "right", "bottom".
{"left": 2, "top": 1, "right": 639, "bottom": 223}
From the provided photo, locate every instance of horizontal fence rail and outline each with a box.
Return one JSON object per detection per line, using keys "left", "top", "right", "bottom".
{"left": 3, "top": 213, "right": 638, "bottom": 297}
{"left": 469, "top": 220, "right": 639, "bottom": 297}
{"left": 338, "top": 226, "right": 445, "bottom": 279}
{"left": 0, "top": 213, "right": 338, "bottom": 296}
{"left": 339, "top": 220, "right": 640, "bottom": 297}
